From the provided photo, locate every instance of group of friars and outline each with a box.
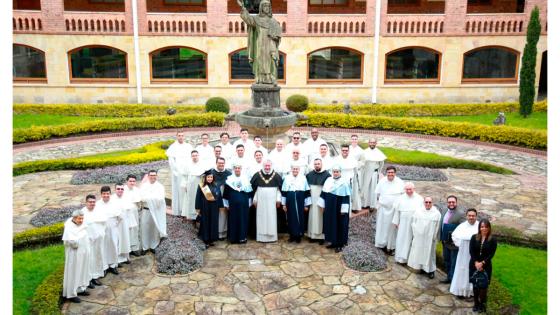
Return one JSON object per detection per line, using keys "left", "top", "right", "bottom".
{"left": 63, "top": 128, "right": 493, "bottom": 306}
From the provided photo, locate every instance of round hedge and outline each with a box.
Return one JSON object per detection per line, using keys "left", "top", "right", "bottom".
{"left": 205, "top": 97, "right": 230, "bottom": 114}
{"left": 286, "top": 94, "right": 309, "bottom": 112}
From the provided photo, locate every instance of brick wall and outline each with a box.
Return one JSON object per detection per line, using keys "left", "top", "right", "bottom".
{"left": 63, "top": 0, "right": 125, "bottom": 12}
{"left": 147, "top": 0, "right": 207, "bottom": 13}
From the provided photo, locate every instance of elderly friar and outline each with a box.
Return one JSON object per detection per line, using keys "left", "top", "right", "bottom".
{"left": 62, "top": 209, "right": 92, "bottom": 303}
{"left": 391, "top": 182, "right": 423, "bottom": 264}
{"left": 407, "top": 197, "right": 441, "bottom": 279}
{"left": 250, "top": 159, "right": 283, "bottom": 242}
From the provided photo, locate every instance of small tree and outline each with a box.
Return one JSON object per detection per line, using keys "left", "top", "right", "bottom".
{"left": 519, "top": 6, "right": 541, "bottom": 118}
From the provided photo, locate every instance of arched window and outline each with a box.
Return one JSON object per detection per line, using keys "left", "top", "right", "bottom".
{"left": 385, "top": 47, "right": 441, "bottom": 83}
{"left": 229, "top": 48, "right": 285, "bottom": 83}
{"left": 13, "top": 44, "right": 46, "bottom": 82}
{"left": 150, "top": 46, "right": 207, "bottom": 82}
{"left": 462, "top": 46, "right": 519, "bottom": 83}
{"left": 308, "top": 47, "right": 363, "bottom": 82}
{"left": 69, "top": 45, "right": 127, "bottom": 82}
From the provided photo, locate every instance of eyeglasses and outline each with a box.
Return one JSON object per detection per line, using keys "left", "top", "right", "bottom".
{"left": 293, "top": 137, "right": 300, "bottom": 139}
{"left": 424, "top": 201, "right": 432, "bottom": 204}
{"left": 116, "top": 188, "right": 124, "bottom": 191}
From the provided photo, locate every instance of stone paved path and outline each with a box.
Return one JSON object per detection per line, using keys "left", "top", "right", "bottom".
{"left": 63, "top": 236, "right": 474, "bottom": 315}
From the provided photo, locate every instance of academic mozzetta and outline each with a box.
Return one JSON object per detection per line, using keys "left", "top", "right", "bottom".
{"left": 13, "top": 0, "right": 547, "bottom": 104}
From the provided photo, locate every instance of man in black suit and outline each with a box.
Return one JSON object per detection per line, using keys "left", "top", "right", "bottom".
{"left": 439, "top": 195, "right": 465, "bottom": 284}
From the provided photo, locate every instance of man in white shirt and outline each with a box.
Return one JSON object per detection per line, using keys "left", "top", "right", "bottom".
{"left": 228, "top": 144, "right": 252, "bottom": 178}
{"left": 269, "top": 139, "right": 288, "bottom": 175}
{"left": 360, "top": 138, "right": 386, "bottom": 210}
{"left": 139, "top": 170, "right": 167, "bottom": 253}
{"left": 247, "top": 150, "right": 265, "bottom": 179}
{"left": 333, "top": 144, "right": 361, "bottom": 211}
{"left": 219, "top": 132, "right": 235, "bottom": 161}
{"left": 349, "top": 134, "right": 364, "bottom": 162}
{"left": 450, "top": 209, "right": 480, "bottom": 297}
{"left": 124, "top": 175, "right": 142, "bottom": 256}
{"left": 285, "top": 132, "right": 308, "bottom": 163}
{"left": 303, "top": 128, "right": 327, "bottom": 163}
{"left": 286, "top": 148, "right": 309, "bottom": 176}
{"left": 392, "top": 182, "right": 423, "bottom": 264}
{"left": 165, "top": 131, "right": 193, "bottom": 216}
{"left": 112, "top": 183, "right": 132, "bottom": 265}
{"left": 182, "top": 150, "right": 206, "bottom": 221}
{"left": 97, "top": 186, "right": 120, "bottom": 275}
{"left": 82, "top": 194, "right": 105, "bottom": 287}
{"left": 62, "top": 209, "right": 92, "bottom": 303}
{"left": 253, "top": 135, "right": 269, "bottom": 160}
{"left": 311, "top": 143, "right": 333, "bottom": 172}
{"left": 233, "top": 128, "right": 256, "bottom": 157}
{"left": 195, "top": 133, "right": 214, "bottom": 170}
{"left": 375, "top": 166, "right": 404, "bottom": 254}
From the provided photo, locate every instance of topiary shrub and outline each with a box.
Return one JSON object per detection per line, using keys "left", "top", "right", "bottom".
{"left": 286, "top": 94, "right": 309, "bottom": 112}
{"left": 205, "top": 97, "right": 230, "bottom": 114}
{"left": 30, "top": 265, "right": 64, "bottom": 315}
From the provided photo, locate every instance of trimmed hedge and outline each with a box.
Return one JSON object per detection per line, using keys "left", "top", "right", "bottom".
{"left": 14, "top": 103, "right": 206, "bottom": 117}
{"left": 30, "top": 265, "right": 64, "bottom": 315}
{"left": 13, "top": 112, "right": 225, "bottom": 143}
{"left": 307, "top": 100, "right": 548, "bottom": 117}
{"left": 14, "top": 141, "right": 170, "bottom": 176}
{"left": 13, "top": 222, "right": 64, "bottom": 250}
{"left": 299, "top": 113, "right": 547, "bottom": 149}
{"left": 493, "top": 225, "right": 547, "bottom": 250}
{"left": 286, "top": 94, "right": 309, "bottom": 112}
{"left": 205, "top": 97, "right": 230, "bottom": 114}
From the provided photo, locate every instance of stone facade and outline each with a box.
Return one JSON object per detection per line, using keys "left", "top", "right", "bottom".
{"left": 13, "top": 0, "right": 548, "bottom": 104}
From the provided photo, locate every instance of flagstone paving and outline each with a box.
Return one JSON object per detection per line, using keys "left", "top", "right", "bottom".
{"left": 62, "top": 236, "right": 475, "bottom": 315}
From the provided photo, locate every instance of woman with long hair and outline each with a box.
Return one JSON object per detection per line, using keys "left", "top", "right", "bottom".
{"left": 195, "top": 171, "right": 224, "bottom": 248}
{"left": 469, "top": 219, "right": 498, "bottom": 313}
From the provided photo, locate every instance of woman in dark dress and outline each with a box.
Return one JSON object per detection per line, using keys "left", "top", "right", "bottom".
{"left": 469, "top": 219, "right": 498, "bottom": 313}
{"left": 195, "top": 171, "right": 224, "bottom": 249}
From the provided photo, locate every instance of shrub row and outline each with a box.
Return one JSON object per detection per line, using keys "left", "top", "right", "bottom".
{"left": 14, "top": 141, "right": 170, "bottom": 177}
{"left": 13, "top": 112, "right": 225, "bottom": 143}
{"left": 492, "top": 225, "right": 547, "bottom": 250}
{"left": 14, "top": 103, "right": 206, "bottom": 117}
{"left": 30, "top": 265, "right": 64, "bottom": 315}
{"left": 13, "top": 222, "right": 64, "bottom": 250}
{"left": 299, "top": 113, "right": 547, "bottom": 149}
{"left": 307, "top": 100, "right": 547, "bottom": 117}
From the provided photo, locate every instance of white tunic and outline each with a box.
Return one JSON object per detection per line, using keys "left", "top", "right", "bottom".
{"left": 227, "top": 155, "right": 253, "bottom": 178}
{"left": 391, "top": 192, "right": 424, "bottom": 263}
{"left": 254, "top": 187, "right": 282, "bottom": 242}
{"left": 311, "top": 154, "right": 333, "bottom": 173}
{"left": 195, "top": 143, "right": 215, "bottom": 170}
{"left": 334, "top": 156, "right": 362, "bottom": 210}
{"left": 349, "top": 144, "right": 364, "bottom": 162}
{"left": 374, "top": 176, "right": 404, "bottom": 249}
{"left": 303, "top": 137, "right": 327, "bottom": 163}
{"left": 181, "top": 160, "right": 205, "bottom": 219}
{"left": 62, "top": 218, "right": 91, "bottom": 298}
{"left": 307, "top": 185, "right": 325, "bottom": 239}
{"left": 140, "top": 181, "right": 167, "bottom": 250}
{"left": 95, "top": 200, "right": 120, "bottom": 269}
{"left": 233, "top": 138, "right": 256, "bottom": 157}
{"left": 166, "top": 141, "right": 193, "bottom": 216}
{"left": 218, "top": 142, "right": 235, "bottom": 161}
{"left": 285, "top": 142, "right": 309, "bottom": 163}
{"left": 450, "top": 220, "right": 479, "bottom": 297}
{"left": 111, "top": 194, "right": 133, "bottom": 262}
{"left": 360, "top": 147, "right": 386, "bottom": 208}
{"left": 286, "top": 158, "right": 309, "bottom": 177}
{"left": 82, "top": 207, "right": 106, "bottom": 279}
{"left": 408, "top": 206, "right": 441, "bottom": 273}
{"left": 124, "top": 186, "right": 141, "bottom": 251}
{"left": 268, "top": 149, "right": 289, "bottom": 174}
{"left": 246, "top": 160, "right": 264, "bottom": 180}
{"left": 253, "top": 145, "right": 269, "bottom": 160}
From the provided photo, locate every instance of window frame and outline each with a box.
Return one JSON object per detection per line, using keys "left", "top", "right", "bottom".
{"left": 67, "top": 45, "right": 128, "bottom": 83}
{"left": 306, "top": 46, "right": 364, "bottom": 84}
{"left": 228, "top": 47, "right": 286, "bottom": 84}
{"left": 149, "top": 46, "right": 208, "bottom": 84}
{"left": 461, "top": 45, "right": 519, "bottom": 84}
{"left": 384, "top": 46, "right": 442, "bottom": 84}
{"left": 309, "top": 0, "right": 350, "bottom": 7}
{"left": 162, "top": 0, "right": 206, "bottom": 6}
{"left": 13, "top": 44, "right": 48, "bottom": 83}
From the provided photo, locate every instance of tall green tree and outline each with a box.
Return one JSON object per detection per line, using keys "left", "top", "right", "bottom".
{"left": 519, "top": 7, "right": 542, "bottom": 118}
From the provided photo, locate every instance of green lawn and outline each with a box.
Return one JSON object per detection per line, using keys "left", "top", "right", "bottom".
{"left": 492, "top": 244, "right": 547, "bottom": 315}
{"left": 13, "top": 114, "right": 116, "bottom": 129}
{"left": 13, "top": 244, "right": 65, "bottom": 315}
{"left": 417, "top": 112, "right": 547, "bottom": 130}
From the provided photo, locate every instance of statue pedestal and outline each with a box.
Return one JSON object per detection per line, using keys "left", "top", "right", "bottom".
{"left": 251, "top": 84, "right": 280, "bottom": 109}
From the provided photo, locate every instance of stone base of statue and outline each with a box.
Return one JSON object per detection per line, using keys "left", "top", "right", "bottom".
{"left": 235, "top": 83, "right": 298, "bottom": 149}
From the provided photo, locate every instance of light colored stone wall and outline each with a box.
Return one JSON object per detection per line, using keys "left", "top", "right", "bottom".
{"left": 13, "top": 33, "right": 547, "bottom": 104}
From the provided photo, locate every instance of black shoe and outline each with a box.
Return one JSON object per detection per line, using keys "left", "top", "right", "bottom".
{"left": 78, "top": 291, "right": 90, "bottom": 296}
{"left": 149, "top": 249, "right": 156, "bottom": 254}
{"left": 87, "top": 283, "right": 95, "bottom": 289}
{"left": 118, "top": 263, "right": 124, "bottom": 268}
{"left": 326, "top": 244, "right": 336, "bottom": 249}
{"left": 480, "top": 303, "right": 487, "bottom": 313}
{"left": 109, "top": 267, "right": 119, "bottom": 275}
{"left": 209, "top": 242, "right": 215, "bottom": 247}
{"left": 440, "top": 279, "right": 451, "bottom": 284}
{"left": 428, "top": 272, "right": 435, "bottom": 279}
{"left": 239, "top": 240, "right": 247, "bottom": 244}
{"left": 472, "top": 305, "right": 480, "bottom": 312}
{"left": 205, "top": 244, "right": 210, "bottom": 249}
{"left": 318, "top": 240, "right": 324, "bottom": 245}
{"left": 68, "top": 297, "right": 81, "bottom": 303}
{"left": 92, "top": 279, "right": 102, "bottom": 286}
{"left": 335, "top": 247, "right": 343, "bottom": 253}
{"left": 130, "top": 251, "right": 140, "bottom": 257}
{"left": 296, "top": 238, "right": 301, "bottom": 243}
{"left": 387, "top": 250, "right": 395, "bottom": 256}
{"left": 124, "top": 260, "right": 131, "bottom": 265}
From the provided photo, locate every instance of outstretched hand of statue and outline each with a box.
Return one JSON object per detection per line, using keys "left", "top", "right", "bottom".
{"left": 236, "top": 0, "right": 244, "bottom": 8}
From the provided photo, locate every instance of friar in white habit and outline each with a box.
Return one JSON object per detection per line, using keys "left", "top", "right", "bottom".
{"left": 305, "top": 158, "right": 331, "bottom": 242}
{"left": 82, "top": 194, "right": 105, "bottom": 286}
{"left": 250, "top": 159, "right": 283, "bottom": 242}
{"left": 195, "top": 133, "right": 215, "bottom": 170}
{"left": 360, "top": 138, "right": 386, "bottom": 210}
{"left": 124, "top": 175, "right": 142, "bottom": 256}
{"left": 334, "top": 144, "right": 362, "bottom": 212}
{"left": 139, "top": 170, "right": 168, "bottom": 252}
{"left": 269, "top": 139, "right": 289, "bottom": 175}
{"left": 181, "top": 150, "right": 206, "bottom": 222}
{"left": 97, "top": 186, "right": 120, "bottom": 275}
{"left": 112, "top": 183, "right": 132, "bottom": 265}
{"left": 62, "top": 209, "right": 92, "bottom": 303}
{"left": 165, "top": 131, "right": 193, "bottom": 216}
{"left": 450, "top": 208, "right": 480, "bottom": 297}
{"left": 391, "top": 182, "right": 424, "bottom": 264}
{"left": 408, "top": 196, "right": 441, "bottom": 279}
{"left": 374, "top": 165, "right": 404, "bottom": 254}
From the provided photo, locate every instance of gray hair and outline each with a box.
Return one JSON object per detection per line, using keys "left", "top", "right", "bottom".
{"left": 404, "top": 182, "right": 415, "bottom": 189}
{"left": 72, "top": 209, "right": 84, "bottom": 217}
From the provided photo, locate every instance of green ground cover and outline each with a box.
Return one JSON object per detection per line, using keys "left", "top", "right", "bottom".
{"left": 13, "top": 114, "right": 116, "bottom": 129}
{"left": 13, "top": 244, "right": 64, "bottom": 315}
{"left": 492, "top": 244, "right": 547, "bottom": 315}
{"left": 417, "top": 112, "right": 547, "bottom": 130}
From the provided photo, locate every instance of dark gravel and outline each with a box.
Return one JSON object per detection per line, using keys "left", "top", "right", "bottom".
{"left": 342, "top": 212, "right": 387, "bottom": 272}
{"left": 382, "top": 164, "right": 448, "bottom": 182}
{"left": 29, "top": 205, "right": 83, "bottom": 227}
{"left": 70, "top": 161, "right": 168, "bottom": 185}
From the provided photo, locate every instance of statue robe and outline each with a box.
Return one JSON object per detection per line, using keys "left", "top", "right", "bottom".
{"left": 281, "top": 173, "right": 311, "bottom": 240}
{"left": 250, "top": 170, "right": 283, "bottom": 242}
{"left": 408, "top": 206, "right": 441, "bottom": 273}
{"left": 317, "top": 177, "right": 351, "bottom": 247}
{"left": 166, "top": 141, "right": 193, "bottom": 216}
{"left": 391, "top": 192, "right": 424, "bottom": 263}
{"left": 62, "top": 218, "right": 91, "bottom": 298}
{"left": 223, "top": 174, "right": 253, "bottom": 243}
{"left": 305, "top": 170, "right": 331, "bottom": 239}
{"left": 374, "top": 176, "right": 404, "bottom": 249}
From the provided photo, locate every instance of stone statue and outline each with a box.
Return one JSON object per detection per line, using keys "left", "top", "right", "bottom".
{"left": 237, "top": 0, "right": 282, "bottom": 85}
{"left": 493, "top": 112, "right": 506, "bottom": 125}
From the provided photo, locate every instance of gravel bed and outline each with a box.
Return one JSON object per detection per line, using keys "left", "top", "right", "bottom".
{"left": 70, "top": 161, "right": 168, "bottom": 185}
{"left": 29, "top": 205, "right": 83, "bottom": 227}
{"left": 383, "top": 164, "right": 448, "bottom": 182}
{"left": 342, "top": 212, "right": 387, "bottom": 272}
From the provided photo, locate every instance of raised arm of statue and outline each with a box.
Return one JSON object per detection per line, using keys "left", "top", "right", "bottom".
{"left": 236, "top": 0, "right": 244, "bottom": 8}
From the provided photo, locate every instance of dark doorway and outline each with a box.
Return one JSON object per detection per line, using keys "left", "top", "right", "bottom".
{"left": 538, "top": 51, "right": 547, "bottom": 99}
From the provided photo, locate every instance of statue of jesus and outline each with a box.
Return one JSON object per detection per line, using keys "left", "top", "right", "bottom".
{"left": 237, "top": 0, "right": 282, "bottom": 85}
